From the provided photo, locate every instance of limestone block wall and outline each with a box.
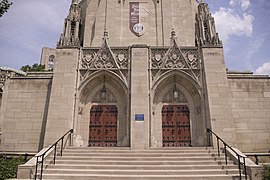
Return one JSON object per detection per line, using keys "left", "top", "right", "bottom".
{"left": 229, "top": 78, "right": 270, "bottom": 152}
{"left": 0, "top": 77, "right": 52, "bottom": 152}
{"left": 82, "top": 0, "right": 196, "bottom": 47}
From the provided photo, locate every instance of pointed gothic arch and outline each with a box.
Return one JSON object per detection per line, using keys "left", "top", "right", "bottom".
{"left": 74, "top": 70, "right": 130, "bottom": 147}
{"left": 150, "top": 70, "right": 208, "bottom": 147}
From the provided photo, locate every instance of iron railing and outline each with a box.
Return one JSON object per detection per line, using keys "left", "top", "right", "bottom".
{"left": 34, "top": 129, "right": 73, "bottom": 180}
{"left": 245, "top": 153, "right": 270, "bottom": 165}
{"left": 207, "top": 128, "right": 247, "bottom": 180}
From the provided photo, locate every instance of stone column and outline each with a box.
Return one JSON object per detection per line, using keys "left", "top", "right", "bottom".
{"left": 44, "top": 48, "right": 79, "bottom": 146}
{"left": 202, "top": 47, "right": 236, "bottom": 145}
{"left": 130, "top": 45, "right": 150, "bottom": 150}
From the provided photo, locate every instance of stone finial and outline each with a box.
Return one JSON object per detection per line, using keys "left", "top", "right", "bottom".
{"left": 171, "top": 29, "right": 176, "bottom": 39}
{"left": 72, "top": 0, "right": 79, "bottom": 4}
{"left": 104, "top": 29, "right": 109, "bottom": 39}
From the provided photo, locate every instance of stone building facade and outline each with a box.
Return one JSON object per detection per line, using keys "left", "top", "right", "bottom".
{"left": 0, "top": 0, "right": 269, "bottom": 153}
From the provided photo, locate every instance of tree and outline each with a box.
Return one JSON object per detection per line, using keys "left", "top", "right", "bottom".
{"left": 21, "top": 63, "right": 45, "bottom": 72}
{"left": 0, "top": 0, "right": 13, "bottom": 18}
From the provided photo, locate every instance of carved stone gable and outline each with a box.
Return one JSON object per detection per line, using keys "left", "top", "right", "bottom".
{"left": 79, "top": 31, "right": 129, "bottom": 88}
{"left": 150, "top": 31, "right": 202, "bottom": 87}
{"left": 82, "top": 38, "right": 119, "bottom": 69}
{"left": 162, "top": 39, "right": 189, "bottom": 69}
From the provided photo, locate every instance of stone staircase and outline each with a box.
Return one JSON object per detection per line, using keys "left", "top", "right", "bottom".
{"left": 42, "top": 147, "right": 245, "bottom": 179}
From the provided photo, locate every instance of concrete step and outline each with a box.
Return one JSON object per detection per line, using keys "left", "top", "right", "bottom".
{"left": 56, "top": 156, "right": 226, "bottom": 161}
{"left": 53, "top": 159, "right": 234, "bottom": 165}
{"left": 42, "top": 174, "right": 238, "bottom": 180}
{"left": 41, "top": 147, "right": 244, "bottom": 180}
{"left": 43, "top": 169, "right": 240, "bottom": 175}
{"left": 65, "top": 147, "right": 213, "bottom": 153}
{"left": 47, "top": 164, "right": 238, "bottom": 170}
{"left": 62, "top": 152, "right": 219, "bottom": 157}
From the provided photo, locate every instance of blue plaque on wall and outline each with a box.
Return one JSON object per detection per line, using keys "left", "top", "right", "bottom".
{"left": 135, "top": 114, "right": 144, "bottom": 121}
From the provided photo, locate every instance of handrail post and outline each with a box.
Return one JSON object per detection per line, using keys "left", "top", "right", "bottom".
{"left": 207, "top": 129, "right": 210, "bottom": 146}
{"left": 217, "top": 138, "right": 220, "bottom": 157}
{"left": 243, "top": 157, "right": 247, "bottom": 180}
{"left": 237, "top": 154, "right": 242, "bottom": 179}
{"left": 224, "top": 143, "right": 227, "bottom": 165}
{"left": 60, "top": 137, "right": 64, "bottom": 156}
{"left": 69, "top": 129, "right": 73, "bottom": 146}
{"left": 53, "top": 144, "right": 57, "bottom": 165}
{"left": 69, "top": 132, "right": 72, "bottom": 146}
{"left": 40, "top": 154, "right": 45, "bottom": 180}
{"left": 254, "top": 155, "right": 258, "bottom": 165}
{"left": 34, "top": 156, "right": 39, "bottom": 180}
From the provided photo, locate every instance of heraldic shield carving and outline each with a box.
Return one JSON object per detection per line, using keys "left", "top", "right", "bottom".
{"left": 130, "top": 2, "right": 148, "bottom": 37}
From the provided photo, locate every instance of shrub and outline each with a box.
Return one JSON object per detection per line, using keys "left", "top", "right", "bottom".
{"left": 261, "top": 164, "right": 270, "bottom": 180}
{"left": 0, "top": 156, "right": 27, "bottom": 180}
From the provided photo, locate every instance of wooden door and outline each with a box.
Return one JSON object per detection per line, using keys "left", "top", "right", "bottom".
{"left": 89, "top": 105, "right": 117, "bottom": 147}
{"left": 162, "top": 105, "right": 191, "bottom": 147}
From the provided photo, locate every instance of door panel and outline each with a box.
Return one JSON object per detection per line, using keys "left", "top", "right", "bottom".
{"left": 162, "top": 105, "right": 191, "bottom": 147}
{"left": 89, "top": 105, "right": 117, "bottom": 147}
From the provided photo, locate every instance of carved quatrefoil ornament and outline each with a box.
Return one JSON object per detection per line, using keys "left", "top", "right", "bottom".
{"left": 101, "top": 53, "right": 109, "bottom": 60}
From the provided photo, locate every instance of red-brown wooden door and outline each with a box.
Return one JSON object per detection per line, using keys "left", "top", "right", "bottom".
{"left": 89, "top": 105, "right": 117, "bottom": 147}
{"left": 162, "top": 105, "right": 191, "bottom": 147}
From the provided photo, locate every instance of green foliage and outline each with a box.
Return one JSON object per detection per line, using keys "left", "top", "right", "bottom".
{"left": 21, "top": 63, "right": 45, "bottom": 72}
{"left": 0, "top": 156, "right": 27, "bottom": 180}
{"left": 0, "top": 0, "right": 13, "bottom": 17}
{"left": 262, "top": 164, "right": 270, "bottom": 180}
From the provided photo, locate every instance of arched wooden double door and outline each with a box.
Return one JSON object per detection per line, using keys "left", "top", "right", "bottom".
{"left": 162, "top": 105, "right": 191, "bottom": 147}
{"left": 89, "top": 105, "right": 117, "bottom": 147}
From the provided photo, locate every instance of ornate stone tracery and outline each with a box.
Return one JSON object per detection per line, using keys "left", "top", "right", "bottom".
{"left": 79, "top": 32, "right": 129, "bottom": 87}
{"left": 150, "top": 31, "right": 202, "bottom": 87}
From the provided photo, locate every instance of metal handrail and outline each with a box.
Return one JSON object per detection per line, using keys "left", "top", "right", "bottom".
{"left": 207, "top": 128, "right": 247, "bottom": 180}
{"left": 34, "top": 129, "right": 73, "bottom": 180}
{"left": 245, "top": 153, "right": 270, "bottom": 165}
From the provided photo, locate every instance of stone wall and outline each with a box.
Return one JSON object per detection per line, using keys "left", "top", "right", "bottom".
{"left": 82, "top": 0, "right": 196, "bottom": 47}
{"left": 0, "top": 76, "right": 52, "bottom": 152}
{"left": 229, "top": 76, "right": 270, "bottom": 152}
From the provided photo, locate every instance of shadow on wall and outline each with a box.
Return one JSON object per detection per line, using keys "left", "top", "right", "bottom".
{"left": 38, "top": 80, "right": 52, "bottom": 151}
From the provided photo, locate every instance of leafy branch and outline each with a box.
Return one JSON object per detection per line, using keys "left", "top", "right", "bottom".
{"left": 0, "top": 0, "right": 13, "bottom": 17}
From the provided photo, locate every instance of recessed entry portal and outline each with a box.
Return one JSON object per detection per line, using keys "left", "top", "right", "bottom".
{"left": 89, "top": 105, "right": 118, "bottom": 147}
{"left": 162, "top": 105, "right": 191, "bottom": 147}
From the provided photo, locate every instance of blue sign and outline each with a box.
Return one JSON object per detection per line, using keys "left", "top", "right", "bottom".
{"left": 135, "top": 114, "right": 144, "bottom": 121}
